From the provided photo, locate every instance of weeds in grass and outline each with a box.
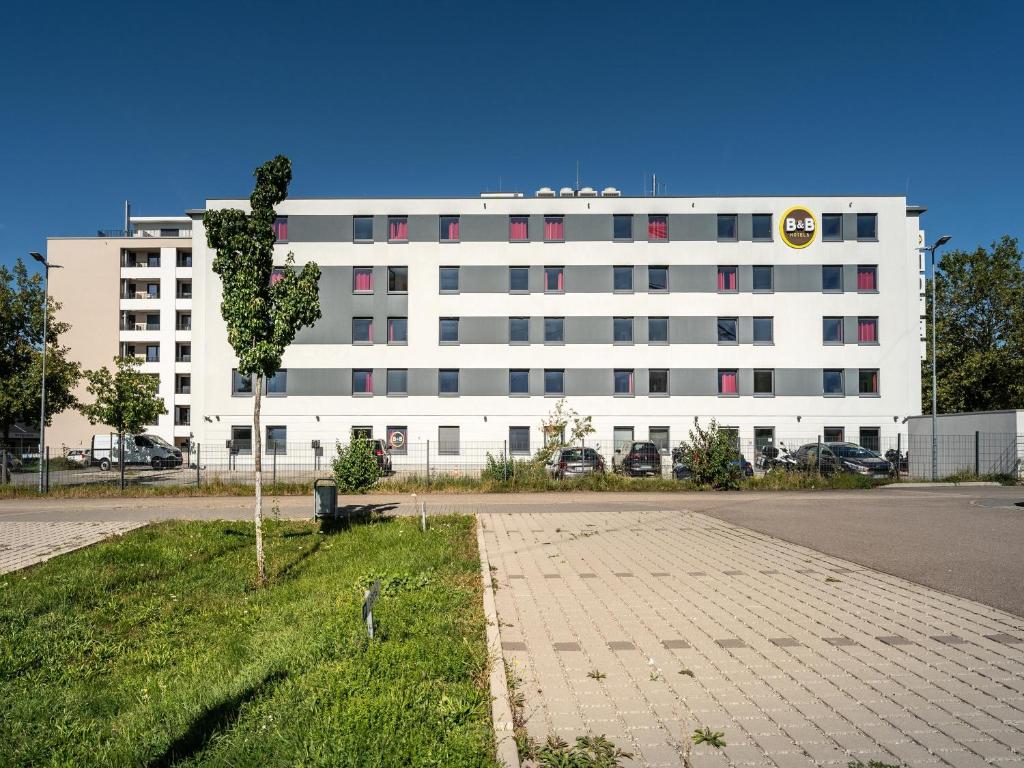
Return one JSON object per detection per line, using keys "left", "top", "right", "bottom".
{"left": 678, "top": 668, "right": 695, "bottom": 677}
{"left": 535, "top": 734, "right": 633, "bottom": 767}
{"left": 848, "top": 761, "right": 903, "bottom": 768}
{"left": 825, "top": 576, "right": 842, "bottom": 583}
{"left": 587, "top": 669, "right": 606, "bottom": 680}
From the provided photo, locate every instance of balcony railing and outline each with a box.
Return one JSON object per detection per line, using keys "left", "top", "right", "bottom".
{"left": 176, "top": 354, "right": 192, "bottom": 363}
{"left": 122, "top": 290, "right": 160, "bottom": 299}
{"left": 120, "top": 322, "right": 161, "bottom": 331}
{"left": 98, "top": 228, "right": 193, "bottom": 238}
{"left": 176, "top": 385, "right": 191, "bottom": 395}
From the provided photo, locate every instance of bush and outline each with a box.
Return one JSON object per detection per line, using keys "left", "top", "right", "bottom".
{"left": 332, "top": 439, "right": 379, "bottom": 493}
{"left": 483, "top": 453, "right": 546, "bottom": 484}
{"left": 676, "top": 418, "right": 742, "bottom": 490}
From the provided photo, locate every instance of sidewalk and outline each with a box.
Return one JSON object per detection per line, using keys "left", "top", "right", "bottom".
{"left": 0, "top": 521, "right": 144, "bottom": 574}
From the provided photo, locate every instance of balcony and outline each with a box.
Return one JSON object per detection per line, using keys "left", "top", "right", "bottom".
{"left": 122, "top": 289, "right": 160, "bottom": 300}
{"left": 98, "top": 227, "right": 193, "bottom": 238}
{"left": 120, "top": 321, "right": 160, "bottom": 332}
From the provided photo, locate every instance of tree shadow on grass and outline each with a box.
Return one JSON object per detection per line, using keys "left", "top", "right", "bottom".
{"left": 147, "top": 669, "right": 288, "bottom": 767}
{"left": 318, "top": 503, "right": 399, "bottom": 535}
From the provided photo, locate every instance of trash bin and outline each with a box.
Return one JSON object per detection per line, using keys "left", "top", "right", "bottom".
{"left": 313, "top": 478, "right": 337, "bottom": 520}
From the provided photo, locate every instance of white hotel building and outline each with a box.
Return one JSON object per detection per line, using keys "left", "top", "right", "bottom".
{"left": 179, "top": 189, "right": 927, "bottom": 461}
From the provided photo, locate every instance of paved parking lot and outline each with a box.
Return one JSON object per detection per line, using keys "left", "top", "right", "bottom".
{"left": 0, "top": 521, "right": 144, "bottom": 574}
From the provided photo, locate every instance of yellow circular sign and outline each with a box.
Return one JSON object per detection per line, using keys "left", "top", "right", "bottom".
{"left": 780, "top": 207, "right": 817, "bottom": 249}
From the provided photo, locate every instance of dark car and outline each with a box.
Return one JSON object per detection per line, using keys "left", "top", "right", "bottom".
{"left": 671, "top": 447, "right": 751, "bottom": 479}
{"left": 732, "top": 453, "right": 754, "bottom": 477}
{"left": 614, "top": 441, "right": 662, "bottom": 477}
{"left": 794, "top": 442, "right": 892, "bottom": 478}
{"left": 546, "top": 447, "right": 605, "bottom": 479}
{"left": 369, "top": 439, "right": 392, "bottom": 474}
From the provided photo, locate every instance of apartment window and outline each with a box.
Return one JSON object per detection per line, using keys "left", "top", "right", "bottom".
{"left": 717, "top": 266, "right": 737, "bottom": 292}
{"left": 353, "top": 216, "right": 374, "bottom": 242}
{"left": 544, "top": 266, "right": 565, "bottom": 293}
{"left": 273, "top": 217, "right": 288, "bottom": 243}
{"left": 717, "top": 317, "right": 738, "bottom": 344}
{"left": 160, "top": 228, "right": 179, "bottom": 238}
{"left": 858, "top": 317, "right": 879, "bottom": 344}
{"left": 145, "top": 345, "right": 159, "bottom": 363}
{"left": 352, "top": 369, "right": 374, "bottom": 395}
{"left": 509, "top": 266, "right": 529, "bottom": 293}
{"left": 386, "top": 369, "right": 407, "bottom": 396}
{"left": 147, "top": 252, "right": 161, "bottom": 268}
{"left": 509, "top": 317, "right": 529, "bottom": 344}
{"left": 752, "top": 316, "right": 774, "bottom": 344}
{"left": 859, "top": 427, "right": 881, "bottom": 453}
{"left": 177, "top": 250, "right": 192, "bottom": 267}
{"left": 269, "top": 269, "right": 285, "bottom": 286}
{"left": 718, "top": 369, "right": 738, "bottom": 396}
{"left": 822, "top": 214, "right": 842, "bottom": 241}
{"left": 176, "top": 375, "right": 191, "bottom": 395}
{"left": 509, "top": 215, "right": 529, "bottom": 242}
{"left": 857, "top": 265, "right": 878, "bottom": 291}
{"left": 388, "top": 317, "right": 407, "bottom": 344}
{"left": 438, "top": 369, "right": 459, "bottom": 396}
{"left": 754, "top": 427, "right": 775, "bottom": 455}
{"left": 439, "top": 266, "right": 460, "bottom": 293}
{"left": 353, "top": 317, "right": 374, "bottom": 344}
{"left": 353, "top": 267, "right": 374, "bottom": 293}
{"left": 752, "top": 214, "right": 772, "bottom": 241}
{"left": 824, "top": 427, "right": 845, "bottom": 443}
{"left": 648, "top": 265, "right": 668, "bottom": 292}
{"left": 351, "top": 427, "right": 373, "bottom": 441}
{"left": 388, "top": 266, "right": 408, "bottom": 293}
{"left": 387, "top": 216, "right": 408, "bottom": 242}
{"left": 859, "top": 369, "right": 880, "bottom": 396}
{"left": 509, "top": 427, "right": 531, "bottom": 455}
{"left": 544, "top": 215, "right": 564, "bottom": 242}
{"left": 177, "top": 313, "right": 191, "bottom": 330}
{"left": 856, "top": 213, "right": 878, "bottom": 240}
{"left": 146, "top": 314, "right": 160, "bottom": 330}
{"left": 613, "top": 317, "right": 634, "bottom": 344}
{"left": 176, "top": 344, "right": 191, "bottom": 362}
{"left": 613, "top": 266, "right": 633, "bottom": 292}
{"left": 823, "top": 369, "right": 845, "bottom": 396}
{"left": 823, "top": 317, "right": 844, "bottom": 344}
{"left": 648, "top": 215, "right": 668, "bottom": 241}
{"left": 147, "top": 283, "right": 159, "bottom": 298}
{"left": 752, "top": 265, "right": 773, "bottom": 292}
{"left": 717, "top": 214, "right": 738, "bottom": 241}
{"left": 753, "top": 369, "right": 775, "bottom": 396}
{"left": 822, "top": 265, "right": 843, "bottom": 292}
{"left": 266, "top": 370, "right": 287, "bottom": 396}
{"left": 613, "top": 427, "right": 634, "bottom": 454}
{"left": 175, "top": 406, "right": 190, "bottom": 426}
{"left": 648, "top": 316, "right": 668, "bottom": 344}
{"left": 440, "top": 215, "right": 460, "bottom": 242}
{"left": 439, "top": 317, "right": 460, "bottom": 344}
{"left": 649, "top": 369, "right": 669, "bottom": 396}
{"left": 613, "top": 214, "right": 633, "bottom": 240}
{"left": 649, "top": 427, "right": 670, "bottom": 454}
{"left": 231, "top": 426, "right": 252, "bottom": 455}
{"left": 614, "top": 369, "right": 634, "bottom": 396}
{"left": 544, "top": 369, "right": 564, "bottom": 396}
{"left": 509, "top": 369, "right": 530, "bottom": 395}
{"left": 544, "top": 317, "right": 564, "bottom": 344}
{"left": 231, "top": 369, "right": 253, "bottom": 395}
{"left": 438, "top": 426, "right": 460, "bottom": 455}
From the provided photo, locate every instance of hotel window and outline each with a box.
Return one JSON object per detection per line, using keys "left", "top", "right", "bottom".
{"left": 648, "top": 316, "right": 668, "bottom": 344}
{"left": 388, "top": 266, "right": 408, "bottom": 293}
{"left": 859, "top": 427, "right": 881, "bottom": 452}
{"left": 543, "top": 215, "right": 564, "bottom": 242}
{"left": 752, "top": 265, "right": 773, "bottom": 292}
{"left": 509, "top": 369, "right": 529, "bottom": 395}
{"left": 647, "top": 214, "right": 668, "bottom": 241}
{"left": 613, "top": 214, "right": 633, "bottom": 241}
{"left": 353, "top": 317, "right": 374, "bottom": 344}
{"left": 387, "top": 317, "right": 407, "bottom": 344}
{"left": 822, "top": 213, "right": 842, "bottom": 241}
{"left": 273, "top": 216, "right": 288, "bottom": 243}
{"left": 438, "top": 426, "right": 460, "bottom": 455}
{"left": 266, "top": 370, "right": 287, "bottom": 396}
{"left": 440, "top": 215, "right": 460, "bottom": 242}
{"left": 509, "top": 215, "right": 529, "bottom": 242}
{"left": 509, "top": 427, "right": 531, "bottom": 455}
{"left": 614, "top": 369, "right": 634, "bottom": 396}
{"left": 438, "top": 369, "right": 460, "bottom": 396}
{"left": 353, "top": 215, "right": 373, "bottom": 242}
{"left": 717, "top": 317, "right": 738, "bottom": 344}
{"left": 147, "top": 252, "right": 161, "bottom": 268}
{"left": 387, "top": 216, "right": 408, "bottom": 243}
{"left": 544, "top": 266, "right": 564, "bottom": 293}
{"left": 717, "top": 266, "right": 737, "bottom": 292}
{"left": 386, "top": 369, "right": 407, "bottom": 396}
{"left": 823, "top": 369, "right": 845, "bottom": 396}
{"left": 718, "top": 369, "right": 738, "bottom": 396}
{"left": 544, "top": 369, "right": 564, "bottom": 396}
{"left": 822, "top": 265, "right": 843, "bottom": 292}
{"left": 439, "top": 266, "right": 460, "bottom": 293}
{"left": 858, "top": 317, "right": 879, "bottom": 344}
{"left": 754, "top": 427, "right": 775, "bottom": 455}
{"left": 544, "top": 317, "right": 564, "bottom": 344}
{"left": 824, "top": 427, "right": 845, "bottom": 442}
{"left": 650, "top": 429, "right": 670, "bottom": 454}
{"left": 823, "top": 316, "right": 844, "bottom": 344}
{"left": 269, "top": 269, "right": 285, "bottom": 286}
{"left": 648, "top": 265, "right": 668, "bottom": 292}
{"left": 176, "top": 250, "right": 192, "bottom": 267}
{"left": 613, "top": 317, "right": 634, "bottom": 344}
{"left": 856, "top": 213, "right": 878, "bottom": 240}
{"left": 352, "top": 369, "right": 374, "bottom": 396}
{"left": 509, "top": 317, "right": 529, "bottom": 344}
{"left": 351, "top": 427, "right": 373, "bottom": 440}
{"left": 859, "top": 369, "right": 880, "bottom": 396}
{"left": 753, "top": 369, "right": 774, "bottom": 396}
{"left": 613, "top": 266, "right": 633, "bottom": 292}
{"left": 439, "top": 317, "right": 459, "bottom": 344}
{"left": 353, "top": 267, "right": 374, "bottom": 293}
{"left": 649, "top": 369, "right": 669, "bottom": 396}
{"left": 857, "top": 265, "right": 878, "bottom": 292}
{"left": 509, "top": 266, "right": 529, "bottom": 293}
{"left": 752, "top": 214, "right": 772, "bottom": 241}
{"left": 753, "top": 316, "right": 774, "bottom": 344}
{"left": 231, "top": 426, "right": 252, "bottom": 455}
{"left": 717, "top": 214, "right": 738, "bottom": 241}
{"left": 231, "top": 369, "right": 253, "bottom": 395}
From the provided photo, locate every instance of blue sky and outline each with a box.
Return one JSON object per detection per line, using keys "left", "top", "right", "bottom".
{"left": 1, "top": 0, "right": 1020, "bottom": 271}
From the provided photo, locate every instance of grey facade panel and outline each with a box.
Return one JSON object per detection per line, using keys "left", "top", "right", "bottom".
{"left": 738, "top": 214, "right": 753, "bottom": 241}
{"left": 529, "top": 368, "right": 544, "bottom": 396}
{"left": 842, "top": 213, "right": 858, "bottom": 241}
{"left": 845, "top": 367, "right": 860, "bottom": 397}
{"left": 460, "top": 265, "right": 504, "bottom": 293}
{"left": 843, "top": 264, "right": 858, "bottom": 292}
{"left": 565, "top": 369, "right": 608, "bottom": 396}
{"left": 566, "top": 265, "right": 608, "bottom": 293}
{"left": 631, "top": 214, "right": 648, "bottom": 243}
{"left": 407, "top": 215, "right": 437, "bottom": 242}
{"left": 461, "top": 368, "right": 506, "bottom": 396}
{"left": 287, "top": 215, "right": 351, "bottom": 243}
{"left": 775, "top": 368, "right": 821, "bottom": 396}
{"left": 668, "top": 214, "right": 717, "bottom": 241}
{"left": 289, "top": 368, "right": 347, "bottom": 397}
{"left": 529, "top": 265, "right": 545, "bottom": 293}
{"left": 294, "top": 267, "right": 408, "bottom": 344}
{"left": 737, "top": 368, "right": 754, "bottom": 397}
{"left": 738, "top": 316, "right": 753, "bottom": 345}
{"left": 671, "top": 368, "right": 718, "bottom": 396}
{"left": 773, "top": 265, "right": 821, "bottom": 292}
{"left": 635, "top": 368, "right": 650, "bottom": 397}
{"left": 529, "top": 316, "right": 545, "bottom": 344}
{"left": 460, "top": 316, "right": 507, "bottom": 344}
{"left": 566, "top": 316, "right": 611, "bottom": 344}
{"left": 564, "top": 214, "right": 611, "bottom": 242}
{"left": 460, "top": 215, "right": 507, "bottom": 242}
{"left": 528, "top": 214, "right": 547, "bottom": 243}
{"left": 670, "top": 316, "right": 718, "bottom": 344}
{"left": 373, "top": 215, "right": 388, "bottom": 243}
{"left": 843, "top": 316, "right": 858, "bottom": 345}
{"left": 408, "top": 368, "right": 437, "bottom": 396}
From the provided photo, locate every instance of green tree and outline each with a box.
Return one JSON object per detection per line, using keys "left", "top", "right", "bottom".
{"left": 676, "top": 418, "right": 741, "bottom": 490}
{"left": 332, "top": 439, "right": 379, "bottom": 493}
{"left": 924, "top": 236, "right": 1024, "bottom": 413}
{"left": 80, "top": 356, "right": 167, "bottom": 490}
{"left": 0, "top": 258, "right": 80, "bottom": 445}
{"left": 536, "top": 398, "right": 595, "bottom": 463}
{"left": 205, "top": 155, "right": 321, "bottom": 585}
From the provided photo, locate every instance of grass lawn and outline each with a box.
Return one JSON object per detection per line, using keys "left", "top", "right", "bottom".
{"left": 0, "top": 516, "right": 497, "bottom": 767}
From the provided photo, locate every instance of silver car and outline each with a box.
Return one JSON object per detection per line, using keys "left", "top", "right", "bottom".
{"left": 546, "top": 447, "right": 606, "bottom": 479}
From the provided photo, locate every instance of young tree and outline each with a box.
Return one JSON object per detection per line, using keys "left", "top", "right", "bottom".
{"left": 80, "top": 356, "right": 166, "bottom": 490}
{"left": 205, "top": 155, "right": 321, "bottom": 585}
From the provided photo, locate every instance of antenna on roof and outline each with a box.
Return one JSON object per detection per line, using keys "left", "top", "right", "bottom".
{"left": 575, "top": 161, "right": 580, "bottom": 193}
{"left": 652, "top": 173, "right": 657, "bottom": 198}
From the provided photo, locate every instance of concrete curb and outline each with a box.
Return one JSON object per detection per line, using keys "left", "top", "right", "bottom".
{"left": 888, "top": 481, "right": 1001, "bottom": 488}
{"left": 475, "top": 513, "right": 521, "bottom": 768}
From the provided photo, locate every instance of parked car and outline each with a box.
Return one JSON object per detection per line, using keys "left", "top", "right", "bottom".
{"left": 546, "top": 447, "right": 605, "bottom": 479}
{"left": 613, "top": 441, "right": 662, "bottom": 477}
{"left": 65, "top": 449, "right": 90, "bottom": 467}
{"left": 368, "top": 439, "right": 392, "bottom": 474}
{"left": 732, "top": 453, "right": 754, "bottom": 477}
{"left": 884, "top": 448, "right": 908, "bottom": 476}
{"left": 672, "top": 447, "right": 752, "bottom": 479}
{"left": 91, "top": 433, "right": 183, "bottom": 471}
{"left": 2, "top": 452, "right": 23, "bottom": 472}
{"left": 793, "top": 442, "right": 892, "bottom": 478}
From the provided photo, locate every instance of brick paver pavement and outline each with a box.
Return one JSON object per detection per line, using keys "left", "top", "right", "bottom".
{"left": 481, "top": 510, "right": 1024, "bottom": 767}
{"left": 0, "top": 521, "right": 144, "bottom": 574}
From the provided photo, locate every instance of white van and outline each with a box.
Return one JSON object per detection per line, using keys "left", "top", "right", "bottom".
{"left": 90, "top": 433, "right": 183, "bottom": 471}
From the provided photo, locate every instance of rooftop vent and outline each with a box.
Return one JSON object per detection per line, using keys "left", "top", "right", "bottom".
{"left": 559, "top": 187, "right": 575, "bottom": 197}
{"left": 535, "top": 187, "right": 555, "bottom": 198}
{"left": 480, "top": 192, "right": 524, "bottom": 198}
{"left": 578, "top": 186, "right": 597, "bottom": 197}
{"left": 601, "top": 187, "right": 621, "bottom": 197}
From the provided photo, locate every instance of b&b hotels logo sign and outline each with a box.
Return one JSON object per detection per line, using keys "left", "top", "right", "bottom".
{"left": 780, "top": 206, "right": 816, "bottom": 249}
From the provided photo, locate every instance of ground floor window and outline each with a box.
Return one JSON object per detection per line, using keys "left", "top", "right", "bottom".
{"left": 859, "top": 427, "right": 880, "bottom": 453}
{"left": 824, "top": 427, "right": 845, "bottom": 443}
{"left": 230, "top": 426, "right": 252, "bottom": 455}
{"left": 386, "top": 426, "right": 407, "bottom": 455}
{"left": 613, "top": 427, "right": 634, "bottom": 453}
{"left": 649, "top": 427, "right": 670, "bottom": 454}
{"left": 509, "top": 427, "right": 530, "bottom": 455}
{"left": 438, "top": 426, "right": 460, "bottom": 455}
{"left": 265, "top": 426, "right": 287, "bottom": 454}
{"left": 754, "top": 427, "right": 775, "bottom": 455}
{"left": 351, "top": 426, "right": 372, "bottom": 441}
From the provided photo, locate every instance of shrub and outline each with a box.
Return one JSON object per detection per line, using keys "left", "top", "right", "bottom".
{"left": 676, "top": 418, "right": 742, "bottom": 490}
{"left": 332, "top": 439, "right": 379, "bottom": 493}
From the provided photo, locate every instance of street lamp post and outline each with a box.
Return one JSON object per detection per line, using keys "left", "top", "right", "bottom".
{"left": 29, "top": 252, "right": 62, "bottom": 493}
{"left": 922, "top": 235, "right": 951, "bottom": 480}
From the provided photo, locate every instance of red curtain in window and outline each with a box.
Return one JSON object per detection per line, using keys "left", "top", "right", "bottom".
{"left": 648, "top": 216, "right": 667, "bottom": 240}
{"left": 858, "top": 319, "right": 877, "bottom": 342}
{"left": 509, "top": 217, "right": 528, "bottom": 241}
{"left": 717, "top": 268, "right": 736, "bottom": 291}
{"left": 544, "top": 218, "right": 564, "bottom": 240}
{"left": 365, "top": 371, "right": 373, "bottom": 392}
{"left": 388, "top": 320, "right": 395, "bottom": 342}
{"left": 720, "top": 371, "right": 738, "bottom": 394}
{"left": 446, "top": 218, "right": 460, "bottom": 241}
{"left": 857, "top": 267, "right": 877, "bottom": 290}
{"left": 557, "top": 270, "right": 564, "bottom": 291}
{"left": 389, "top": 218, "right": 408, "bottom": 241}
{"left": 866, "top": 371, "right": 878, "bottom": 393}
{"left": 273, "top": 217, "right": 288, "bottom": 241}
{"left": 627, "top": 371, "right": 634, "bottom": 394}
{"left": 366, "top": 320, "right": 373, "bottom": 340}
{"left": 354, "top": 270, "right": 373, "bottom": 292}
